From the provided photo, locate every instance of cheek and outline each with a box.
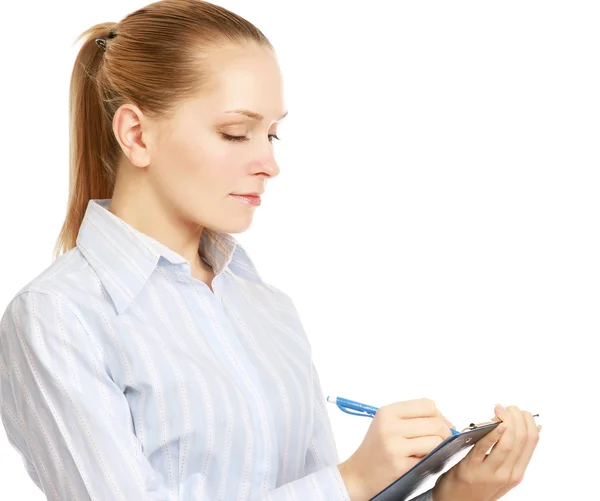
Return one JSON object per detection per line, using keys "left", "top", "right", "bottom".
{"left": 197, "top": 139, "right": 247, "bottom": 190}
{"left": 153, "top": 135, "right": 239, "bottom": 205}
{"left": 208, "top": 140, "right": 242, "bottom": 177}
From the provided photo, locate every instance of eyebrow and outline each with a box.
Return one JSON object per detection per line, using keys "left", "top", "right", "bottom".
{"left": 224, "top": 109, "right": 288, "bottom": 122}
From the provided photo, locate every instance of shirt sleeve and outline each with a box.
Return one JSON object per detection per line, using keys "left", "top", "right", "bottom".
{"left": 263, "top": 362, "right": 434, "bottom": 501}
{"left": 0, "top": 290, "right": 173, "bottom": 501}
{"left": 263, "top": 361, "right": 350, "bottom": 500}
{"left": 259, "top": 289, "right": 435, "bottom": 501}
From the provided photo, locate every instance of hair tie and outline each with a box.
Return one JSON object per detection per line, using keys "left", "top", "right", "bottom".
{"left": 95, "top": 29, "right": 117, "bottom": 52}
{"left": 95, "top": 36, "right": 107, "bottom": 51}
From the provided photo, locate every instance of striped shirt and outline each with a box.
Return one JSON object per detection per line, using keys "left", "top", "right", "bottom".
{"left": 0, "top": 198, "right": 433, "bottom": 501}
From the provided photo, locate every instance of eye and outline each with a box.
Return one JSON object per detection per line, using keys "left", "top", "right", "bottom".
{"left": 221, "top": 133, "right": 248, "bottom": 142}
{"left": 221, "top": 133, "right": 281, "bottom": 143}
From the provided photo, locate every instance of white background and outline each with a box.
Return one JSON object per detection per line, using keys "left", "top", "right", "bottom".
{"left": 1, "top": 1, "right": 599, "bottom": 499}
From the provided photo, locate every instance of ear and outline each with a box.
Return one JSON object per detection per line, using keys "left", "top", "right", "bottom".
{"left": 112, "top": 103, "right": 151, "bottom": 169}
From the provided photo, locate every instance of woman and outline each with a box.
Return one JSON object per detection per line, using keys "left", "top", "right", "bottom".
{"left": 0, "top": 1, "right": 540, "bottom": 500}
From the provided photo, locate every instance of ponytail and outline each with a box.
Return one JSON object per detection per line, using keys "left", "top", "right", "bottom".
{"left": 53, "top": 23, "right": 121, "bottom": 259}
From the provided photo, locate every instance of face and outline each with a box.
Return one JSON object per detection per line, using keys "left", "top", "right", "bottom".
{"left": 143, "top": 43, "right": 286, "bottom": 234}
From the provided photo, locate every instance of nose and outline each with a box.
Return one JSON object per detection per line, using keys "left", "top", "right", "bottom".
{"left": 251, "top": 154, "right": 280, "bottom": 179}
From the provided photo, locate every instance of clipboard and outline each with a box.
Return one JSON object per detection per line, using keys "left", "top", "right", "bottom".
{"left": 370, "top": 420, "right": 501, "bottom": 501}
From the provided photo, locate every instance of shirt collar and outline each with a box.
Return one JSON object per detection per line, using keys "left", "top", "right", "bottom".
{"left": 76, "top": 199, "right": 263, "bottom": 314}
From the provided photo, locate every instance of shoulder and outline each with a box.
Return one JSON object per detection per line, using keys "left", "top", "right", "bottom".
{"left": 0, "top": 249, "right": 106, "bottom": 372}
{"left": 11, "top": 247, "right": 90, "bottom": 295}
{"left": 1, "top": 248, "right": 95, "bottom": 331}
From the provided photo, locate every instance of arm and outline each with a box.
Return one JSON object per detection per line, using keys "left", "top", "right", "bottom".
{"left": 0, "top": 291, "right": 172, "bottom": 500}
{"left": 263, "top": 361, "right": 350, "bottom": 500}
{"left": 298, "top": 361, "right": 435, "bottom": 501}
{"left": 255, "top": 286, "right": 351, "bottom": 499}
{"left": 267, "top": 290, "right": 434, "bottom": 501}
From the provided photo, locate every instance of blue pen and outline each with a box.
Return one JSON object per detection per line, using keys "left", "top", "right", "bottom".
{"left": 327, "top": 396, "right": 461, "bottom": 436}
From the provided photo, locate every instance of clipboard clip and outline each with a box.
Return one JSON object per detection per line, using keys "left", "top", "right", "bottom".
{"left": 461, "top": 420, "right": 497, "bottom": 433}
{"left": 461, "top": 413, "right": 539, "bottom": 433}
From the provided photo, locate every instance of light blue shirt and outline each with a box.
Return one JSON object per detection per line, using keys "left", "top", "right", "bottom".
{"left": 0, "top": 199, "right": 432, "bottom": 501}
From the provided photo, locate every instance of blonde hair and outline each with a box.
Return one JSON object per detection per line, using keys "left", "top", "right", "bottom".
{"left": 54, "top": 0, "right": 272, "bottom": 258}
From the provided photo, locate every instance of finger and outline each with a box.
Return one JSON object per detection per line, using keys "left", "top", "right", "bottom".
{"left": 492, "top": 411, "right": 541, "bottom": 499}
{"left": 404, "top": 435, "right": 445, "bottom": 458}
{"left": 463, "top": 420, "right": 507, "bottom": 467}
{"left": 501, "top": 406, "right": 528, "bottom": 471}
{"left": 482, "top": 404, "right": 516, "bottom": 471}
{"left": 512, "top": 412, "right": 540, "bottom": 478}
{"left": 387, "top": 398, "right": 438, "bottom": 419}
{"left": 397, "top": 416, "right": 451, "bottom": 440}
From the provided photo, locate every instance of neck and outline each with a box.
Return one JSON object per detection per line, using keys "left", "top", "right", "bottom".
{"left": 108, "top": 174, "right": 206, "bottom": 271}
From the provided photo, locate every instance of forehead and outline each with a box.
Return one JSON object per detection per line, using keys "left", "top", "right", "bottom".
{"left": 201, "top": 44, "right": 285, "bottom": 118}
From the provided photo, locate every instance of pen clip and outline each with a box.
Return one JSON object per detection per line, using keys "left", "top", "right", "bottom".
{"left": 337, "top": 404, "right": 375, "bottom": 418}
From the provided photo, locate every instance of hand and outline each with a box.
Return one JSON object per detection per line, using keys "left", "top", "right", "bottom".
{"left": 432, "top": 404, "right": 542, "bottom": 501}
{"left": 338, "top": 398, "right": 454, "bottom": 501}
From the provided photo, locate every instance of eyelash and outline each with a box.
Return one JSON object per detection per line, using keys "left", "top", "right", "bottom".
{"left": 221, "top": 133, "right": 280, "bottom": 143}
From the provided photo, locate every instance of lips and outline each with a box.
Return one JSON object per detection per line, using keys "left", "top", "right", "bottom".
{"left": 230, "top": 193, "right": 262, "bottom": 206}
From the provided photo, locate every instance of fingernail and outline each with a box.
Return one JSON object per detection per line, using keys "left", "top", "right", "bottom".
{"left": 537, "top": 425, "right": 543, "bottom": 432}
{"left": 495, "top": 404, "right": 505, "bottom": 413}
{"left": 498, "top": 426, "right": 506, "bottom": 434}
